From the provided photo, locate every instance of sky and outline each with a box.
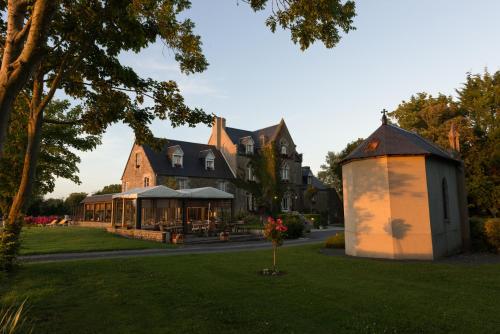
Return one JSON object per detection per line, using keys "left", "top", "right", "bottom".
{"left": 49, "top": 0, "right": 500, "bottom": 198}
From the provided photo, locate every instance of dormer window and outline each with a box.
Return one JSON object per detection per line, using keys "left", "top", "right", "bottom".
{"left": 307, "top": 175, "right": 313, "bottom": 185}
{"left": 172, "top": 154, "right": 183, "bottom": 167}
{"left": 168, "top": 145, "right": 184, "bottom": 168}
{"left": 200, "top": 149, "right": 215, "bottom": 170}
{"left": 206, "top": 158, "right": 214, "bottom": 170}
{"left": 281, "top": 163, "right": 290, "bottom": 181}
{"left": 241, "top": 136, "right": 254, "bottom": 155}
{"left": 246, "top": 143, "right": 254, "bottom": 154}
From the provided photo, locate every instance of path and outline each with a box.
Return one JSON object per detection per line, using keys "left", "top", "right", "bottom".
{"left": 20, "top": 227, "right": 343, "bottom": 263}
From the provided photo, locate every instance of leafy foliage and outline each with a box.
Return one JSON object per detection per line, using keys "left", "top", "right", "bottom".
{"left": 0, "top": 99, "right": 99, "bottom": 215}
{"left": 233, "top": 144, "right": 286, "bottom": 215}
{"left": 247, "top": 0, "right": 357, "bottom": 50}
{"left": 484, "top": 218, "right": 500, "bottom": 253}
{"left": 389, "top": 70, "right": 499, "bottom": 216}
{"left": 94, "top": 184, "right": 122, "bottom": 195}
{"left": 318, "top": 138, "right": 364, "bottom": 198}
{"left": 325, "top": 232, "right": 345, "bottom": 249}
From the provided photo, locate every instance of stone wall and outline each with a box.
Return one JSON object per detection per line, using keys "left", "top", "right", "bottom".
{"left": 73, "top": 221, "right": 109, "bottom": 229}
{"left": 121, "top": 144, "right": 156, "bottom": 191}
{"left": 107, "top": 227, "right": 167, "bottom": 243}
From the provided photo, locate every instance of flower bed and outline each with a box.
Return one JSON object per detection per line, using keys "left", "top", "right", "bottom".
{"left": 24, "top": 215, "right": 59, "bottom": 226}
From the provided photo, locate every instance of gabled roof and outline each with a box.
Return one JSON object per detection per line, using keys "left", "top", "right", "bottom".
{"left": 342, "top": 123, "right": 459, "bottom": 164}
{"left": 177, "top": 187, "right": 234, "bottom": 199}
{"left": 113, "top": 185, "right": 181, "bottom": 199}
{"left": 301, "top": 167, "right": 328, "bottom": 190}
{"left": 111, "top": 186, "right": 234, "bottom": 199}
{"left": 225, "top": 122, "right": 281, "bottom": 147}
{"left": 142, "top": 139, "right": 234, "bottom": 179}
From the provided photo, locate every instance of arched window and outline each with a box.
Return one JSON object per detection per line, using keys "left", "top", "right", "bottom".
{"left": 280, "top": 139, "right": 288, "bottom": 155}
{"left": 281, "top": 193, "right": 291, "bottom": 212}
{"left": 281, "top": 163, "right": 290, "bottom": 181}
{"left": 442, "top": 178, "right": 449, "bottom": 220}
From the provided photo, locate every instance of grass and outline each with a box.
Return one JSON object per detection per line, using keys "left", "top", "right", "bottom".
{"left": 1, "top": 244, "right": 500, "bottom": 333}
{"left": 19, "top": 227, "right": 170, "bottom": 255}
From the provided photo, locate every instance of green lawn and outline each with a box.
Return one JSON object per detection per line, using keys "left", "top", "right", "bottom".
{"left": 19, "top": 227, "right": 170, "bottom": 255}
{"left": 2, "top": 244, "right": 500, "bottom": 333}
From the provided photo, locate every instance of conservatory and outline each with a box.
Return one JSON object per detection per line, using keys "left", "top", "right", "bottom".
{"left": 103, "top": 185, "right": 233, "bottom": 234}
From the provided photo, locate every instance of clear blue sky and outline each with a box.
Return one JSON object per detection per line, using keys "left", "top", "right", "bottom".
{"left": 50, "top": 0, "right": 500, "bottom": 198}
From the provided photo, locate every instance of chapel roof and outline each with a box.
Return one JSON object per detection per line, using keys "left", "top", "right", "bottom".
{"left": 342, "top": 123, "right": 459, "bottom": 164}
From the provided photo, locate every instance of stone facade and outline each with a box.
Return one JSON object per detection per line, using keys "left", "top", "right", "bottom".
{"left": 121, "top": 117, "right": 341, "bottom": 220}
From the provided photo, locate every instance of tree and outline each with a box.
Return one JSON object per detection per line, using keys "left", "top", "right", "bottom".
{"left": 0, "top": 0, "right": 356, "bottom": 270}
{"left": 64, "top": 192, "right": 88, "bottom": 216}
{"left": 94, "top": 184, "right": 122, "bottom": 195}
{"left": 318, "top": 138, "right": 364, "bottom": 198}
{"left": 389, "top": 70, "right": 499, "bottom": 216}
{"left": 0, "top": 0, "right": 357, "bottom": 157}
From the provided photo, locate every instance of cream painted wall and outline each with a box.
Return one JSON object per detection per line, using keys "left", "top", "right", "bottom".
{"left": 387, "top": 157, "right": 433, "bottom": 259}
{"left": 343, "top": 156, "right": 434, "bottom": 260}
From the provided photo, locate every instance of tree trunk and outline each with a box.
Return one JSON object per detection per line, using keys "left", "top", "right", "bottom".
{"left": 1, "top": 71, "right": 44, "bottom": 271}
{"left": 273, "top": 243, "right": 277, "bottom": 271}
{"left": 0, "top": 0, "right": 56, "bottom": 158}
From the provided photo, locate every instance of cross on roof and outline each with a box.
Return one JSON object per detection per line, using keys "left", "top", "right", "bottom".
{"left": 381, "top": 108, "right": 388, "bottom": 125}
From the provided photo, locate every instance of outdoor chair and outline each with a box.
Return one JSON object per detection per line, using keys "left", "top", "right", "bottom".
{"left": 47, "top": 219, "right": 59, "bottom": 227}
{"left": 57, "top": 219, "right": 68, "bottom": 226}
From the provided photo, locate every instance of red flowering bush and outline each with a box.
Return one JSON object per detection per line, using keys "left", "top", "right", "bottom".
{"left": 263, "top": 217, "right": 288, "bottom": 273}
{"left": 24, "top": 215, "right": 59, "bottom": 226}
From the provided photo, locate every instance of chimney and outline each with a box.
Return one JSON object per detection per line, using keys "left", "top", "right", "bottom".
{"left": 214, "top": 116, "right": 226, "bottom": 149}
{"left": 448, "top": 122, "right": 460, "bottom": 152}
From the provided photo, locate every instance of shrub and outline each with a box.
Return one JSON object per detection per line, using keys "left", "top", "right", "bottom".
{"left": 325, "top": 232, "right": 345, "bottom": 249}
{"left": 484, "top": 218, "right": 500, "bottom": 253}
{"left": 469, "top": 217, "right": 489, "bottom": 252}
{"left": 243, "top": 214, "right": 261, "bottom": 226}
{"left": 303, "top": 214, "right": 322, "bottom": 229}
{"left": 280, "top": 214, "right": 304, "bottom": 239}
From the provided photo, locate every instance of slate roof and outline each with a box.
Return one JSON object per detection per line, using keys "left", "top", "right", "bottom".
{"left": 301, "top": 167, "right": 329, "bottom": 190}
{"left": 225, "top": 123, "right": 280, "bottom": 147}
{"left": 142, "top": 139, "right": 234, "bottom": 179}
{"left": 81, "top": 193, "right": 115, "bottom": 204}
{"left": 342, "top": 123, "right": 459, "bottom": 164}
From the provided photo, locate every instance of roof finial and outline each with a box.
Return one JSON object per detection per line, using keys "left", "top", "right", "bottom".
{"left": 381, "top": 109, "right": 388, "bottom": 125}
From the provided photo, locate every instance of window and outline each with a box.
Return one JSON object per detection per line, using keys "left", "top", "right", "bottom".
{"left": 281, "top": 163, "right": 290, "bottom": 181}
{"left": 124, "top": 182, "right": 129, "bottom": 191}
{"left": 307, "top": 175, "right": 313, "bottom": 185}
{"left": 217, "top": 180, "right": 227, "bottom": 192}
{"left": 442, "top": 178, "right": 449, "bottom": 221}
{"left": 172, "top": 154, "right": 183, "bottom": 167}
{"left": 247, "top": 192, "right": 256, "bottom": 211}
{"left": 135, "top": 153, "right": 141, "bottom": 168}
{"left": 245, "top": 143, "right": 254, "bottom": 155}
{"left": 280, "top": 139, "right": 288, "bottom": 155}
{"left": 247, "top": 165, "right": 256, "bottom": 181}
{"left": 144, "top": 177, "right": 150, "bottom": 187}
{"left": 281, "top": 193, "right": 291, "bottom": 212}
{"left": 177, "top": 178, "right": 188, "bottom": 190}
{"left": 206, "top": 158, "right": 215, "bottom": 170}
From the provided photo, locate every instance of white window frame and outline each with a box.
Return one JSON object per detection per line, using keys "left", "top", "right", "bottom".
{"left": 172, "top": 154, "right": 183, "bottom": 167}
{"left": 245, "top": 143, "right": 254, "bottom": 155}
{"left": 247, "top": 165, "right": 256, "bottom": 181}
{"left": 217, "top": 180, "right": 227, "bottom": 192}
{"left": 177, "top": 178, "right": 188, "bottom": 190}
{"left": 281, "top": 193, "right": 291, "bottom": 212}
{"left": 281, "top": 163, "right": 290, "bottom": 181}
{"left": 206, "top": 158, "right": 215, "bottom": 170}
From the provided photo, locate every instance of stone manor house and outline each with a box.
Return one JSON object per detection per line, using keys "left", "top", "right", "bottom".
{"left": 121, "top": 117, "right": 341, "bottom": 220}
